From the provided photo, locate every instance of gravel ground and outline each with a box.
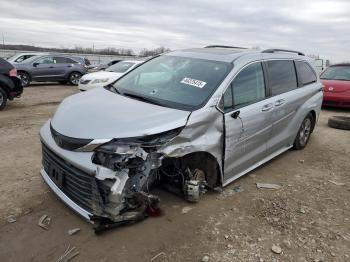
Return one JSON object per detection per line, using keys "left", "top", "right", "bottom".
{"left": 0, "top": 84, "right": 349, "bottom": 262}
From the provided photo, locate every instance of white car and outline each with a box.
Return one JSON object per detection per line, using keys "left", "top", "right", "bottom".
{"left": 78, "top": 60, "right": 143, "bottom": 91}
{"left": 7, "top": 52, "right": 49, "bottom": 63}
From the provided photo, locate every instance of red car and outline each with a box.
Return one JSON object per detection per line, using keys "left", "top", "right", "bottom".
{"left": 320, "top": 64, "right": 350, "bottom": 108}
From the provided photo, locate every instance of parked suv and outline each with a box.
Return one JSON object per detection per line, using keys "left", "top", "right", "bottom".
{"left": 39, "top": 46, "right": 322, "bottom": 229}
{"left": 0, "top": 58, "right": 23, "bottom": 110}
{"left": 15, "top": 55, "right": 87, "bottom": 86}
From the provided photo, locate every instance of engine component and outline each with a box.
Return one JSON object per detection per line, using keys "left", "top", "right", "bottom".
{"left": 183, "top": 168, "right": 207, "bottom": 202}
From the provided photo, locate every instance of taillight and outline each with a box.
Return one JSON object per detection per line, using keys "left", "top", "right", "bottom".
{"left": 9, "top": 68, "right": 17, "bottom": 77}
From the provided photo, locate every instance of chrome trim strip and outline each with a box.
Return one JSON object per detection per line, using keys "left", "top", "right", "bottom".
{"left": 40, "top": 168, "right": 93, "bottom": 221}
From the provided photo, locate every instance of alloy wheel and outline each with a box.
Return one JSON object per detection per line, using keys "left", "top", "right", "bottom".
{"left": 299, "top": 118, "right": 312, "bottom": 146}
{"left": 70, "top": 73, "right": 81, "bottom": 85}
{"left": 19, "top": 73, "right": 29, "bottom": 86}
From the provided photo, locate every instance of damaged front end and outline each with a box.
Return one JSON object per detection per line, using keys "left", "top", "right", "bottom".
{"left": 40, "top": 105, "right": 223, "bottom": 233}
{"left": 74, "top": 127, "right": 206, "bottom": 233}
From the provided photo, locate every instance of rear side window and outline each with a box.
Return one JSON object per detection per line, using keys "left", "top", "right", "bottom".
{"left": 223, "top": 62, "right": 266, "bottom": 111}
{"left": 53, "top": 57, "right": 77, "bottom": 64}
{"left": 295, "top": 61, "right": 317, "bottom": 86}
{"left": 267, "top": 60, "right": 297, "bottom": 95}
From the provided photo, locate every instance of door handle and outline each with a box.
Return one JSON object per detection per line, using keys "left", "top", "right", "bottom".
{"left": 262, "top": 103, "right": 273, "bottom": 111}
{"left": 67, "top": 65, "right": 72, "bottom": 68}
{"left": 275, "top": 99, "right": 285, "bottom": 106}
{"left": 49, "top": 66, "right": 54, "bottom": 68}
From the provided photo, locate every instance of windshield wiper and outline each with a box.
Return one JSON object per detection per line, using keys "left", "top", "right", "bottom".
{"left": 122, "top": 92, "right": 163, "bottom": 106}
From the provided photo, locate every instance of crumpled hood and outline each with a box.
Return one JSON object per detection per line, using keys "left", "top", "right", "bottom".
{"left": 51, "top": 88, "right": 190, "bottom": 139}
{"left": 81, "top": 71, "right": 123, "bottom": 81}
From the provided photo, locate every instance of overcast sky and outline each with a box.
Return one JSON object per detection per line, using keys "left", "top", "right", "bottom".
{"left": 0, "top": 0, "right": 349, "bottom": 62}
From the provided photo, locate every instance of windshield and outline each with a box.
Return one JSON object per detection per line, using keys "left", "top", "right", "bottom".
{"left": 110, "top": 55, "right": 231, "bottom": 110}
{"left": 106, "top": 62, "right": 135, "bottom": 73}
{"left": 321, "top": 66, "right": 350, "bottom": 81}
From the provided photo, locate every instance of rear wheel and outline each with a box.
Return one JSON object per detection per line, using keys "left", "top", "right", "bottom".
{"left": 68, "top": 72, "right": 82, "bottom": 85}
{"left": 17, "top": 71, "right": 30, "bottom": 87}
{"left": 0, "top": 87, "right": 8, "bottom": 111}
{"left": 293, "top": 113, "right": 313, "bottom": 150}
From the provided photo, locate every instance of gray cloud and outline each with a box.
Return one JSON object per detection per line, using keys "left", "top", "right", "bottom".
{"left": 1, "top": 0, "right": 349, "bottom": 62}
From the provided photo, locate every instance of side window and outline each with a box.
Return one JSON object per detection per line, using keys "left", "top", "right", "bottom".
{"left": 15, "top": 55, "right": 30, "bottom": 63}
{"left": 231, "top": 62, "right": 266, "bottom": 109}
{"left": 53, "top": 57, "right": 76, "bottom": 63}
{"left": 223, "top": 86, "right": 233, "bottom": 112}
{"left": 65, "top": 58, "right": 78, "bottom": 64}
{"left": 267, "top": 60, "right": 297, "bottom": 95}
{"left": 295, "top": 61, "right": 317, "bottom": 86}
{"left": 36, "top": 57, "right": 54, "bottom": 64}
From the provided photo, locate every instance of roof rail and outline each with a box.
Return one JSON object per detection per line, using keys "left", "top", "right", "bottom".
{"left": 262, "top": 48, "right": 305, "bottom": 56}
{"left": 205, "top": 45, "right": 248, "bottom": 49}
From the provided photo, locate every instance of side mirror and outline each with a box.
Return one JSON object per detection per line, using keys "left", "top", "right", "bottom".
{"left": 231, "top": 110, "right": 240, "bottom": 119}
{"left": 33, "top": 62, "right": 40, "bottom": 67}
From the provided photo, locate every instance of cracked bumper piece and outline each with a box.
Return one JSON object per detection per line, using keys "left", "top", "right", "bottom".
{"left": 40, "top": 168, "right": 93, "bottom": 220}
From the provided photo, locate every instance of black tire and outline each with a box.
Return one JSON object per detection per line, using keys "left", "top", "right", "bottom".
{"left": 17, "top": 71, "right": 31, "bottom": 87}
{"left": 0, "top": 87, "right": 8, "bottom": 111}
{"left": 68, "top": 72, "right": 82, "bottom": 85}
{"left": 293, "top": 113, "right": 314, "bottom": 150}
{"left": 328, "top": 116, "right": 350, "bottom": 130}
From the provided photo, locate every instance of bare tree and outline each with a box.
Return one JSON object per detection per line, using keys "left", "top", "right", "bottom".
{"left": 139, "top": 46, "right": 171, "bottom": 57}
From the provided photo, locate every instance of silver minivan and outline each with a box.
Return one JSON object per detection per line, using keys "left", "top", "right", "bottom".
{"left": 39, "top": 46, "right": 323, "bottom": 228}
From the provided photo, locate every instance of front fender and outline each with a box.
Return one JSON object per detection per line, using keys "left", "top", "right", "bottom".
{"left": 159, "top": 107, "right": 224, "bottom": 184}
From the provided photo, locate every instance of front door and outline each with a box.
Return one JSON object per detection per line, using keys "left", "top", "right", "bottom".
{"left": 223, "top": 62, "right": 274, "bottom": 184}
{"left": 31, "top": 56, "right": 57, "bottom": 80}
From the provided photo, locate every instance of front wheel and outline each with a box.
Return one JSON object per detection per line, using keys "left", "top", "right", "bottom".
{"left": 68, "top": 72, "right": 82, "bottom": 85}
{"left": 293, "top": 113, "right": 313, "bottom": 150}
{"left": 0, "top": 87, "right": 8, "bottom": 111}
{"left": 17, "top": 71, "right": 30, "bottom": 87}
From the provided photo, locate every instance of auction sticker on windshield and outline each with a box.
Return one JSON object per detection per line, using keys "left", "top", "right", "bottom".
{"left": 181, "top": 77, "right": 207, "bottom": 88}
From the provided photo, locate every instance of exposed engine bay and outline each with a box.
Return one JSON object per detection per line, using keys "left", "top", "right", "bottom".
{"left": 85, "top": 131, "right": 211, "bottom": 233}
{"left": 90, "top": 145, "right": 208, "bottom": 233}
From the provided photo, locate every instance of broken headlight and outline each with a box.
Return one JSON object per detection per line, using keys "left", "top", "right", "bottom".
{"left": 92, "top": 127, "right": 184, "bottom": 170}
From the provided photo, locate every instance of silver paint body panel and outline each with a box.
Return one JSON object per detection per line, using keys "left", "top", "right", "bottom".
{"left": 40, "top": 48, "right": 323, "bottom": 220}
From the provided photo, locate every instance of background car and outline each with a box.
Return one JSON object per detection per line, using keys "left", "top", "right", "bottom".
{"left": 87, "top": 59, "right": 123, "bottom": 72}
{"left": 7, "top": 52, "right": 49, "bottom": 63}
{"left": 0, "top": 57, "right": 23, "bottom": 110}
{"left": 14, "top": 54, "right": 88, "bottom": 86}
{"left": 71, "top": 56, "right": 91, "bottom": 67}
{"left": 79, "top": 60, "right": 143, "bottom": 91}
{"left": 320, "top": 63, "right": 350, "bottom": 108}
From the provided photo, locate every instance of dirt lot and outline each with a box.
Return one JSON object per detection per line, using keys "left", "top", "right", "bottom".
{"left": 0, "top": 84, "right": 349, "bottom": 262}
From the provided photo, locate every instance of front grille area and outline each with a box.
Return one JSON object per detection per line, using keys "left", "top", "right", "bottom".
{"left": 42, "top": 143, "right": 94, "bottom": 213}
